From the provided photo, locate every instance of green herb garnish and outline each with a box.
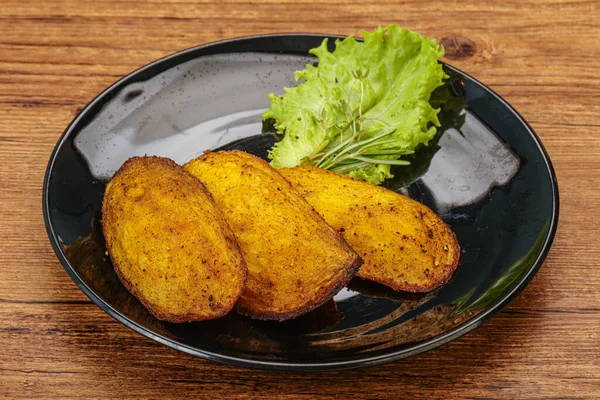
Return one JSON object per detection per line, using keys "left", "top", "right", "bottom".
{"left": 264, "top": 25, "right": 447, "bottom": 184}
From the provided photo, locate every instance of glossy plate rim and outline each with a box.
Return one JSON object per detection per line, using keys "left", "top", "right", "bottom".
{"left": 42, "top": 33, "right": 560, "bottom": 371}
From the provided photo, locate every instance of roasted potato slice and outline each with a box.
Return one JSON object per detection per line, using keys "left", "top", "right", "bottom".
{"left": 102, "top": 156, "right": 247, "bottom": 322}
{"left": 281, "top": 166, "right": 460, "bottom": 292}
{"left": 184, "top": 151, "right": 361, "bottom": 321}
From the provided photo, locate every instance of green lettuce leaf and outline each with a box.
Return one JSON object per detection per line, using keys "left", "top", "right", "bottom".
{"left": 263, "top": 25, "right": 446, "bottom": 184}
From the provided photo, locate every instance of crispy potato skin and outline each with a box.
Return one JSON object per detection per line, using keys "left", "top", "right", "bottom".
{"left": 102, "top": 156, "right": 247, "bottom": 323}
{"left": 281, "top": 166, "right": 460, "bottom": 293}
{"left": 184, "top": 151, "right": 361, "bottom": 321}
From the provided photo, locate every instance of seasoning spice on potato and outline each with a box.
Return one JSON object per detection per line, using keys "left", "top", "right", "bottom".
{"left": 184, "top": 151, "right": 362, "bottom": 321}
{"left": 281, "top": 165, "right": 460, "bottom": 292}
{"left": 102, "top": 156, "right": 247, "bottom": 322}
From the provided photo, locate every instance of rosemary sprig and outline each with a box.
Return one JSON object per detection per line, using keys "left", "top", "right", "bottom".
{"left": 310, "top": 126, "right": 413, "bottom": 172}
{"left": 300, "top": 67, "right": 414, "bottom": 173}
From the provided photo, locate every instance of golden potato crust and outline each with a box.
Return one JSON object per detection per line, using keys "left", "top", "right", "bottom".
{"left": 102, "top": 156, "right": 247, "bottom": 322}
{"left": 184, "top": 151, "right": 362, "bottom": 321}
{"left": 281, "top": 166, "right": 460, "bottom": 293}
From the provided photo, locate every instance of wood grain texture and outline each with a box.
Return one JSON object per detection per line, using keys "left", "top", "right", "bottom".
{"left": 1, "top": 0, "right": 599, "bottom": 398}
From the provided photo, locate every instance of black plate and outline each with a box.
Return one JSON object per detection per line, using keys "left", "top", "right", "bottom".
{"left": 43, "top": 34, "right": 558, "bottom": 371}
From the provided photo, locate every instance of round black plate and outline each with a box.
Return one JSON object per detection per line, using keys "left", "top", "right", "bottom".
{"left": 43, "top": 34, "right": 558, "bottom": 371}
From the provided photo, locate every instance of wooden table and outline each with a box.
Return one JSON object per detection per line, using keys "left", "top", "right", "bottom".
{"left": 1, "top": 1, "right": 599, "bottom": 398}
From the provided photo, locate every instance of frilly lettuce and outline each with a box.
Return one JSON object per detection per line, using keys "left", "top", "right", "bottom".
{"left": 264, "top": 25, "right": 446, "bottom": 184}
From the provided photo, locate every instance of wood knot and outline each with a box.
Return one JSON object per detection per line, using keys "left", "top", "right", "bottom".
{"left": 440, "top": 35, "right": 477, "bottom": 60}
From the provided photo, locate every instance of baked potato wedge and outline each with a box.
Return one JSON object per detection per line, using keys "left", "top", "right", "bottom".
{"left": 184, "top": 151, "right": 361, "bottom": 321}
{"left": 280, "top": 166, "right": 460, "bottom": 292}
{"left": 102, "top": 156, "right": 247, "bottom": 322}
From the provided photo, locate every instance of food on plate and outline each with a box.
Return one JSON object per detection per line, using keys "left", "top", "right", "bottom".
{"left": 101, "top": 156, "right": 247, "bottom": 322}
{"left": 98, "top": 24, "right": 462, "bottom": 324}
{"left": 264, "top": 24, "right": 447, "bottom": 185}
{"left": 184, "top": 150, "right": 362, "bottom": 321}
{"left": 280, "top": 165, "right": 460, "bottom": 292}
